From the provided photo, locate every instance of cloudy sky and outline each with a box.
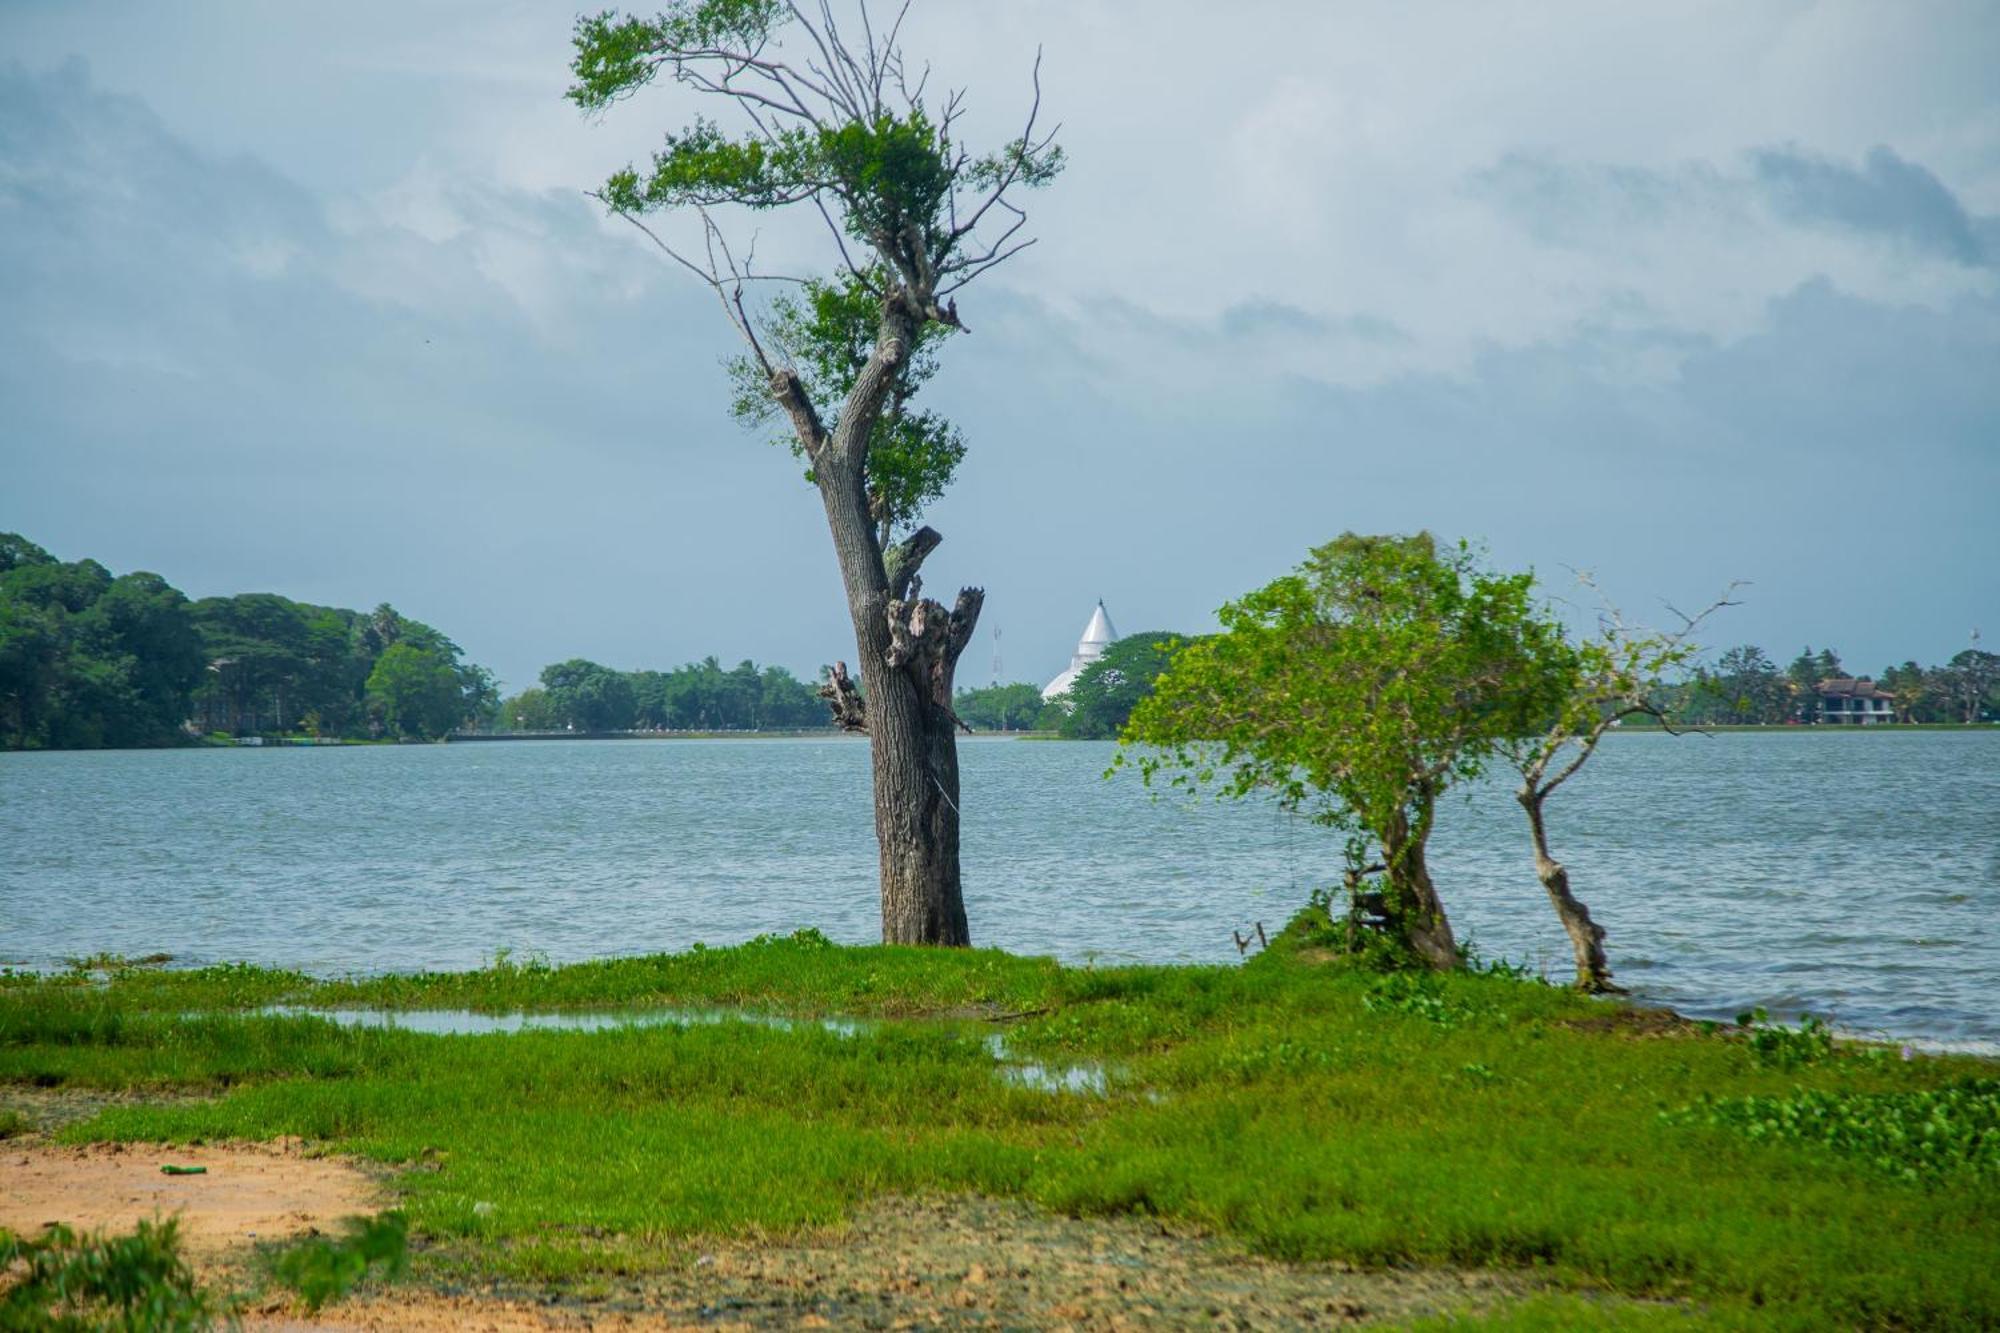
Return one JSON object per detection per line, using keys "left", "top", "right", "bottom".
{"left": 3, "top": 1, "right": 1996, "bottom": 691}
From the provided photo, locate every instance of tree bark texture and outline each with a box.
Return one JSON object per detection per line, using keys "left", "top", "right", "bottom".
{"left": 1382, "top": 802, "right": 1459, "bottom": 971}
{"left": 1517, "top": 789, "right": 1619, "bottom": 992}
{"left": 809, "top": 301, "right": 979, "bottom": 946}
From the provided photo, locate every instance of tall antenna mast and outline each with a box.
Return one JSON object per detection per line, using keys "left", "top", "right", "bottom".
{"left": 990, "top": 625, "right": 1003, "bottom": 687}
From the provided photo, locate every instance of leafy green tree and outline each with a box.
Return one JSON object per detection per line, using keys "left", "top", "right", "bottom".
{"left": 0, "top": 532, "right": 56, "bottom": 575}
{"left": 1879, "top": 661, "right": 1934, "bottom": 723}
{"left": 540, "top": 659, "right": 637, "bottom": 731}
{"left": 56, "top": 573, "right": 207, "bottom": 747}
{"left": 953, "top": 682, "right": 1049, "bottom": 731}
{"left": 191, "top": 594, "right": 316, "bottom": 732}
{"left": 502, "top": 687, "right": 561, "bottom": 731}
{"left": 1122, "top": 534, "right": 1570, "bottom": 971}
{"left": 0, "top": 598, "right": 62, "bottom": 747}
{"left": 1700, "top": 644, "right": 1787, "bottom": 725}
{"left": 365, "top": 643, "right": 466, "bottom": 740}
{"left": 1059, "top": 633, "right": 1190, "bottom": 739}
{"left": 570, "top": 1, "right": 1063, "bottom": 945}
{"left": 4, "top": 557, "right": 112, "bottom": 614}
{"left": 1941, "top": 643, "right": 1999, "bottom": 723}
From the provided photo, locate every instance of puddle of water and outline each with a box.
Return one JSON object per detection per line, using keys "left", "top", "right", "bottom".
{"left": 251, "top": 1006, "right": 1114, "bottom": 1094}
{"left": 255, "top": 1006, "right": 867, "bottom": 1037}
{"left": 985, "top": 1032, "right": 1109, "bottom": 1095}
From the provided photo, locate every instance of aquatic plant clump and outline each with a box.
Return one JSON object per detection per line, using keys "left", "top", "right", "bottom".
{"left": 1667, "top": 1078, "right": 2000, "bottom": 1184}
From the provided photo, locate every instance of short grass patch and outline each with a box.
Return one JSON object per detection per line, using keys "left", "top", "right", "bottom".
{"left": 3, "top": 933, "right": 1995, "bottom": 1327}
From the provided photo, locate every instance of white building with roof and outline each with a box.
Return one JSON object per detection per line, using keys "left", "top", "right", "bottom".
{"left": 1042, "top": 601, "right": 1119, "bottom": 701}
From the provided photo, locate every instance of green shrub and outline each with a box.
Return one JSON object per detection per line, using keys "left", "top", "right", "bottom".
{"left": 271, "top": 1211, "right": 409, "bottom": 1312}
{"left": 0, "top": 1217, "right": 227, "bottom": 1330}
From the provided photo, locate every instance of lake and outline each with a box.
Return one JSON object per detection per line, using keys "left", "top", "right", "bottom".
{"left": 2, "top": 732, "right": 1995, "bottom": 1047}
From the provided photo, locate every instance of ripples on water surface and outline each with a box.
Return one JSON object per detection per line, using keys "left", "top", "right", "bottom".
{"left": 2, "top": 733, "right": 1995, "bottom": 1044}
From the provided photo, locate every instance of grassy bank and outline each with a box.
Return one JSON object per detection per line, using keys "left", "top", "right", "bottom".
{"left": 3, "top": 936, "right": 1995, "bottom": 1327}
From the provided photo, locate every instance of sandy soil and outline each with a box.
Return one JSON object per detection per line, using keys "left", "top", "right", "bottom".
{"left": 245, "top": 1196, "right": 1538, "bottom": 1330}
{"left": 1, "top": 1139, "right": 383, "bottom": 1255}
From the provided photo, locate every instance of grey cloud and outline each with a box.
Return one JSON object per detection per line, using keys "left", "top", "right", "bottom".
{"left": 1472, "top": 143, "right": 1997, "bottom": 269}
{"left": 1753, "top": 145, "right": 1991, "bottom": 266}
{"left": 1219, "top": 301, "right": 1407, "bottom": 345}
{"left": 1467, "top": 154, "right": 1739, "bottom": 245}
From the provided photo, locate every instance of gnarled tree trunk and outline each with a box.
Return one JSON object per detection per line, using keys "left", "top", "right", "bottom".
{"left": 1516, "top": 787, "right": 1619, "bottom": 992}
{"left": 806, "top": 301, "right": 980, "bottom": 946}
{"left": 1381, "top": 798, "right": 1458, "bottom": 971}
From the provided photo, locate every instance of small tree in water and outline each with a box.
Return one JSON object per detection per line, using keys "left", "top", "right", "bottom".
{"left": 569, "top": 2, "right": 1063, "bottom": 945}
{"left": 1121, "top": 534, "right": 1572, "bottom": 971}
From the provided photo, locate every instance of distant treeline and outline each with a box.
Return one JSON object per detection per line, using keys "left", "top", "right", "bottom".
{"left": 1665, "top": 644, "right": 1998, "bottom": 725}
{"left": 500, "top": 658, "right": 832, "bottom": 732}
{"left": 0, "top": 532, "right": 496, "bottom": 748}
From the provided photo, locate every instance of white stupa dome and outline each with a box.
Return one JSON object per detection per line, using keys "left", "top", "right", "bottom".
{"left": 1042, "top": 601, "right": 1119, "bottom": 700}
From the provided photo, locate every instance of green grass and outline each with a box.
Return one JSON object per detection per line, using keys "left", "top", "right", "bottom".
{"left": 3, "top": 932, "right": 1995, "bottom": 1327}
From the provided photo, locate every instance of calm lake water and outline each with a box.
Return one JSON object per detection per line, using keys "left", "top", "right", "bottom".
{"left": 3, "top": 733, "right": 1995, "bottom": 1046}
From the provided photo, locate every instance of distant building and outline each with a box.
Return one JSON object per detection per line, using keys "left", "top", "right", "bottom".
{"left": 1816, "top": 677, "right": 1896, "bottom": 725}
{"left": 1042, "top": 601, "right": 1119, "bottom": 701}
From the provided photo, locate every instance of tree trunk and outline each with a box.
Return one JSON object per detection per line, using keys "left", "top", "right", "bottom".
{"left": 808, "top": 309, "right": 978, "bottom": 945}
{"left": 1517, "top": 788, "right": 1619, "bottom": 992}
{"left": 1381, "top": 803, "right": 1458, "bottom": 971}
{"left": 864, "top": 659, "right": 971, "bottom": 944}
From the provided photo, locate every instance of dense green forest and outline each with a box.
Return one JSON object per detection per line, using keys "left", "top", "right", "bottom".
{"left": 1666, "top": 642, "right": 1999, "bottom": 724}
{"left": 501, "top": 658, "right": 832, "bottom": 732}
{"left": 0, "top": 533, "right": 495, "bottom": 748}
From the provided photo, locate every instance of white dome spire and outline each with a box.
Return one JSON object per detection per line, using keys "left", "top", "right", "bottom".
{"left": 1042, "top": 600, "right": 1120, "bottom": 700}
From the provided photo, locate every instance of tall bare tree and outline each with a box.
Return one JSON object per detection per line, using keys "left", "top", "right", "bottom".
{"left": 568, "top": 1, "right": 1063, "bottom": 944}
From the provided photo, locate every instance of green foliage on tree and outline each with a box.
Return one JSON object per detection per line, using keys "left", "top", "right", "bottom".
{"left": 503, "top": 686, "right": 560, "bottom": 731}
{"left": 538, "top": 659, "right": 639, "bottom": 732}
{"left": 953, "top": 681, "right": 1053, "bottom": 732}
{"left": 728, "top": 271, "right": 964, "bottom": 544}
{"left": 505, "top": 657, "right": 829, "bottom": 732}
{"left": 0, "top": 532, "right": 57, "bottom": 574}
{"left": 366, "top": 643, "right": 471, "bottom": 740}
{"left": 1687, "top": 644, "right": 1789, "bottom": 725}
{"left": 1940, "top": 646, "right": 2000, "bottom": 723}
{"left": 1056, "top": 632, "right": 1191, "bottom": 740}
{"left": 0, "top": 540, "right": 204, "bottom": 749}
{"left": 0, "top": 532, "right": 494, "bottom": 748}
{"left": 1121, "top": 534, "right": 1573, "bottom": 971}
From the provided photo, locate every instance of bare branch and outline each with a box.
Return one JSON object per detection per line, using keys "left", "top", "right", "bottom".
{"left": 819, "top": 660, "right": 867, "bottom": 732}
{"left": 885, "top": 525, "right": 942, "bottom": 601}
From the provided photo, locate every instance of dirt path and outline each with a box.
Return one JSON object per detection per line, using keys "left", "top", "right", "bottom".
{"left": 247, "top": 1196, "right": 1537, "bottom": 1330}
{"left": 1, "top": 1139, "right": 384, "bottom": 1255}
